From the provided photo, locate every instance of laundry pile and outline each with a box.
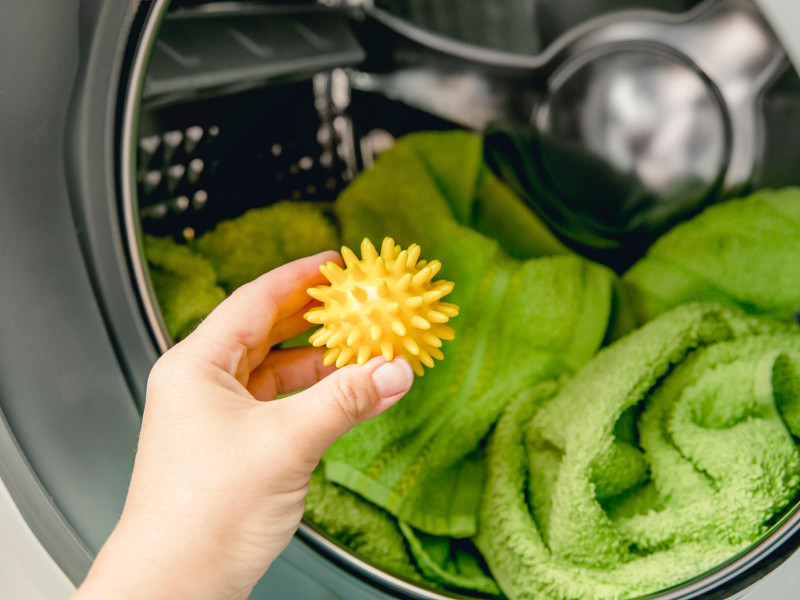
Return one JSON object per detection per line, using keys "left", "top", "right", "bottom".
{"left": 144, "top": 131, "right": 800, "bottom": 599}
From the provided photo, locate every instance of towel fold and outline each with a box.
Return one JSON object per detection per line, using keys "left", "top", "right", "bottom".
{"left": 325, "top": 131, "right": 623, "bottom": 538}
{"left": 476, "top": 303, "right": 800, "bottom": 600}
{"left": 624, "top": 187, "right": 800, "bottom": 324}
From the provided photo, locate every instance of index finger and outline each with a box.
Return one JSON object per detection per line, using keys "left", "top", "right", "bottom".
{"left": 185, "top": 250, "right": 341, "bottom": 373}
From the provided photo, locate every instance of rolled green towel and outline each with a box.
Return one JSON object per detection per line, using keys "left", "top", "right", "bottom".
{"left": 325, "top": 131, "right": 625, "bottom": 539}
{"left": 193, "top": 201, "right": 339, "bottom": 293}
{"left": 143, "top": 234, "right": 226, "bottom": 341}
{"left": 624, "top": 187, "right": 800, "bottom": 324}
{"left": 476, "top": 303, "right": 800, "bottom": 600}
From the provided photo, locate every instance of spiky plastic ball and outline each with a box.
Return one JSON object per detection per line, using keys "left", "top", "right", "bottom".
{"left": 304, "top": 237, "right": 459, "bottom": 376}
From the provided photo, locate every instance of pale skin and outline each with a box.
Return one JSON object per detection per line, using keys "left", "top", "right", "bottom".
{"left": 73, "top": 251, "right": 414, "bottom": 600}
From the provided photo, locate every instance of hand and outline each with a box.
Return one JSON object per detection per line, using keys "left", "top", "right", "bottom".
{"left": 73, "top": 251, "right": 414, "bottom": 600}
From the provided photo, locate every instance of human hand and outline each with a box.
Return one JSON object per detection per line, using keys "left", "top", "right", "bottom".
{"left": 73, "top": 251, "right": 414, "bottom": 600}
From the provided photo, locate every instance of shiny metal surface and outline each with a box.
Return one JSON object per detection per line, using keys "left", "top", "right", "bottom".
{"left": 537, "top": 44, "right": 730, "bottom": 222}
{"left": 537, "top": 0, "right": 785, "bottom": 197}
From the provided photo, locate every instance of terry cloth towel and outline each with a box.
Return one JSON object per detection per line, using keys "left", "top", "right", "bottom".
{"left": 324, "top": 130, "right": 626, "bottom": 539}
{"left": 624, "top": 187, "right": 800, "bottom": 325}
{"left": 143, "top": 234, "right": 226, "bottom": 341}
{"left": 192, "top": 201, "right": 339, "bottom": 293}
{"left": 476, "top": 303, "right": 800, "bottom": 600}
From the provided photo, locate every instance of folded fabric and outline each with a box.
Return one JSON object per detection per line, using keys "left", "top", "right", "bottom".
{"left": 325, "top": 130, "right": 625, "bottom": 539}
{"left": 303, "top": 469, "right": 431, "bottom": 588}
{"left": 624, "top": 187, "right": 800, "bottom": 324}
{"left": 193, "top": 201, "right": 338, "bottom": 293}
{"left": 143, "top": 234, "right": 226, "bottom": 340}
{"left": 476, "top": 303, "right": 800, "bottom": 600}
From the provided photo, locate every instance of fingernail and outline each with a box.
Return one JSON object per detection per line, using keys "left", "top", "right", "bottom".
{"left": 372, "top": 359, "right": 414, "bottom": 400}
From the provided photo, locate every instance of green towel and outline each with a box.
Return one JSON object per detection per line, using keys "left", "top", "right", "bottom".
{"left": 303, "top": 470, "right": 433, "bottom": 588}
{"left": 143, "top": 234, "right": 226, "bottom": 341}
{"left": 476, "top": 303, "right": 800, "bottom": 600}
{"left": 193, "top": 201, "right": 339, "bottom": 293}
{"left": 624, "top": 187, "right": 800, "bottom": 324}
{"left": 325, "top": 131, "right": 624, "bottom": 538}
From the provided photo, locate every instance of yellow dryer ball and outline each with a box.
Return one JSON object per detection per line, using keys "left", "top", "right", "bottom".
{"left": 304, "top": 237, "right": 459, "bottom": 376}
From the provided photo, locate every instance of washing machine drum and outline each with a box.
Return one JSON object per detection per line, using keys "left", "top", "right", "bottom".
{"left": 5, "top": 0, "right": 800, "bottom": 599}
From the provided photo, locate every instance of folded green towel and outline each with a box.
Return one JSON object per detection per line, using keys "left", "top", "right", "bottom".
{"left": 143, "top": 234, "right": 227, "bottom": 340}
{"left": 325, "top": 131, "right": 624, "bottom": 538}
{"left": 624, "top": 188, "right": 800, "bottom": 324}
{"left": 476, "top": 303, "right": 800, "bottom": 600}
{"left": 193, "top": 201, "right": 338, "bottom": 293}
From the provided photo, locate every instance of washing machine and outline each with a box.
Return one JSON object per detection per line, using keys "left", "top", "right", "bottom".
{"left": 4, "top": 0, "right": 800, "bottom": 598}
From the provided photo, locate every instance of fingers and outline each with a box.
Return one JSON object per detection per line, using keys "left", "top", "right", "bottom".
{"left": 248, "top": 346, "right": 335, "bottom": 401}
{"left": 265, "top": 300, "right": 318, "bottom": 349}
{"left": 183, "top": 251, "right": 341, "bottom": 377}
{"left": 264, "top": 358, "right": 414, "bottom": 465}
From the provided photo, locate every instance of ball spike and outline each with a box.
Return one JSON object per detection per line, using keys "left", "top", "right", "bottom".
{"left": 381, "top": 238, "right": 395, "bottom": 260}
{"left": 361, "top": 238, "right": 378, "bottom": 263}
{"left": 357, "top": 346, "right": 372, "bottom": 366}
{"left": 327, "top": 328, "right": 348, "bottom": 348}
{"left": 376, "top": 280, "right": 390, "bottom": 298}
{"left": 410, "top": 315, "right": 431, "bottom": 330}
{"left": 341, "top": 246, "right": 360, "bottom": 268}
{"left": 391, "top": 320, "right": 407, "bottom": 337}
{"left": 351, "top": 286, "right": 368, "bottom": 303}
{"left": 403, "top": 337, "right": 420, "bottom": 356}
{"left": 397, "top": 273, "right": 412, "bottom": 292}
{"left": 407, "top": 244, "right": 421, "bottom": 268}
{"left": 381, "top": 341, "right": 394, "bottom": 361}
{"left": 407, "top": 356, "right": 425, "bottom": 376}
{"left": 375, "top": 257, "right": 388, "bottom": 277}
{"left": 393, "top": 250, "right": 408, "bottom": 273}
{"left": 406, "top": 296, "right": 424, "bottom": 309}
{"left": 323, "top": 347, "right": 341, "bottom": 366}
{"left": 427, "top": 310, "right": 449, "bottom": 324}
{"left": 327, "top": 288, "right": 348, "bottom": 304}
{"left": 304, "top": 308, "right": 325, "bottom": 324}
{"left": 438, "top": 302, "right": 460, "bottom": 317}
{"left": 421, "top": 290, "right": 444, "bottom": 303}
{"left": 336, "top": 347, "right": 354, "bottom": 368}
{"left": 418, "top": 349, "right": 435, "bottom": 368}
{"left": 427, "top": 346, "right": 445, "bottom": 361}
{"left": 370, "top": 324, "right": 383, "bottom": 342}
{"left": 324, "top": 262, "right": 347, "bottom": 285}
{"left": 347, "top": 328, "right": 362, "bottom": 346}
{"left": 307, "top": 287, "right": 327, "bottom": 302}
{"left": 420, "top": 331, "right": 442, "bottom": 348}
{"left": 431, "top": 324, "right": 455, "bottom": 340}
{"left": 412, "top": 267, "right": 433, "bottom": 287}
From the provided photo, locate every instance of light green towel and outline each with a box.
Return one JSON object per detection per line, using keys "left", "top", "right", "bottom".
{"left": 325, "top": 131, "right": 624, "bottom": 538}
{"left": 476, "top": 303, "right": 800, "bottom": 600}
{"left": 143, "top": 234, "right": 226, "bottom": 341}
{"left": 193, "top": 201, "right": 338, "bottom": 293}
{"left": 624, "top": 187, "right": 800, "bottom": 324}
{"left": 303, "top": 470, "right": 433, "bottom": 589}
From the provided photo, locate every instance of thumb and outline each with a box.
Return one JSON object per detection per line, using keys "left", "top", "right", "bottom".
{"left": 278, "top": 357, "right": 414, "bottom": 465}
